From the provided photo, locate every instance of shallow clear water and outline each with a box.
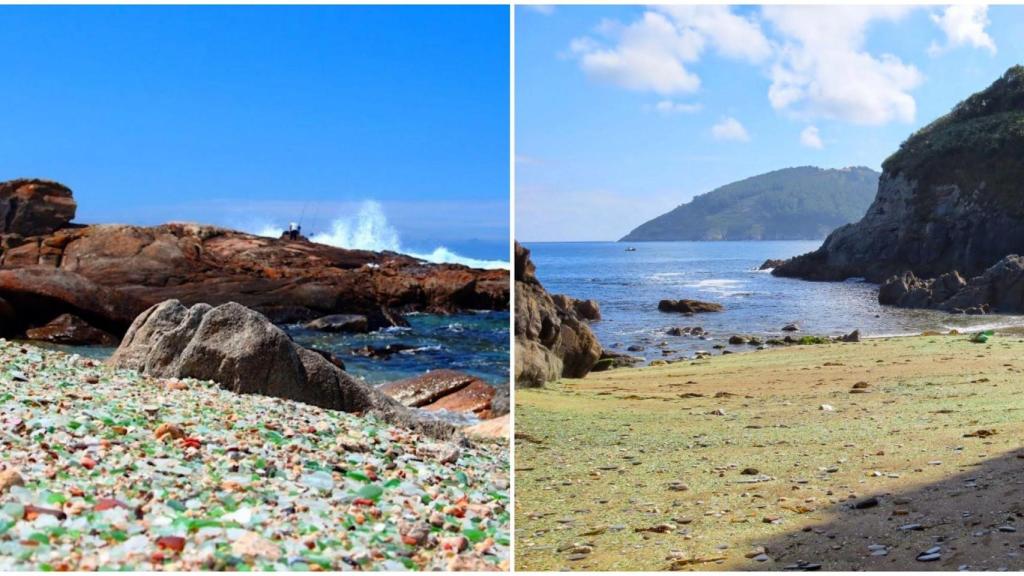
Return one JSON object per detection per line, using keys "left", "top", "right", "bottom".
{"left": 285, "top": 311, "right": 510, "bottom": 386}
{"left": 526, "top": 241, "right": 1024, "bottom": 363}
{"left": 32, "top": 311, "right": 510, "bottom": 388}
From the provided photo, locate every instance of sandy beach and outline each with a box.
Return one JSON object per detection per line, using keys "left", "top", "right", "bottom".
{"left": 516, "top": 332, "right": 1024, "bottom": 571}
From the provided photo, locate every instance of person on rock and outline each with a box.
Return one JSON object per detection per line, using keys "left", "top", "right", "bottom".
{"left": 288, "top": 222, "right": 301, "bottom": 241}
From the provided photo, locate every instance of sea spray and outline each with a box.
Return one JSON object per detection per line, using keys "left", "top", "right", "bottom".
{"left": 256, "top": 201, "right": 507, "bottom": 269}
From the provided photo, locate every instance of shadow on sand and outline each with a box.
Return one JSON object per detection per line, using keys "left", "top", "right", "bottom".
{"left": 734, "top": 448, "right": 1024, "bottom": 571}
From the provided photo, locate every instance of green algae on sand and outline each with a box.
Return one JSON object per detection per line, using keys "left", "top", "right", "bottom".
{"left": 516, "top": 334, "right": 1024, "bottom": 571}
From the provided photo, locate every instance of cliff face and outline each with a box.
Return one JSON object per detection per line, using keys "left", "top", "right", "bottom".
{"left": 621, "top": 166, "right": 878, "bottom": 242}
{"left": 514, "top": 242, "right": 601, "bottom": 388}
{"left": 775, "top": 66, "right": 1024, "bottom": 283}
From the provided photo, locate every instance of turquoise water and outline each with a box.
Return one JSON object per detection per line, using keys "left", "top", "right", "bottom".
{"left": 285, "top": 311, "right": 509, "bottom": 386}
{"left": 525, "top": 241, "right": 1024, "bottom": 363}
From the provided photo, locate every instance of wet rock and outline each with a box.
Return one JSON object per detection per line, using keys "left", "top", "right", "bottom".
{"left": 302, "top": 314, "right": 369, "bottom": 333}
{"left": 658, "top": 299, "right": 724, "bottom": 314}
{"left": 782, "top": 324, "right": 800, "bottom": 332}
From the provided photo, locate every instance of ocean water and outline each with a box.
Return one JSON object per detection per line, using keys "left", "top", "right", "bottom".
{"left": 285, "top": 311, "right": 510, "bottom": 386}
{"left": 525, "top": 241, "right": 1024, "bottom": 363}
{"left": 36, "top": 310, "right": 510, "bottom": 388}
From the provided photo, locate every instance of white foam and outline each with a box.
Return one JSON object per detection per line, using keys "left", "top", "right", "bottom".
{"left": 684, "top": 278, "right": 748, "bottom": 296}
{"left": 252, "top": 201, "right": 508, "bottom": 270}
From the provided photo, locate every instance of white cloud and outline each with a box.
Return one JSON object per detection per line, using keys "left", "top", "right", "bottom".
{"left": 711, "top": 117, "right": 750, "bottom": 142}
{"left": 525, "top": 5, "right": 554, "bottom": 16}
{"left": 928, "top": 5, "right": 996, "bottom": 56}
{"left": 799, "top": 125, "right": 824, "bottom": 149}
{"left": 653, "top": 100, "right": 703, "bottom": 114}
{"left": 569, "top": 6, "right": 771, "bottom": 95}
{"left": 762, "top": 6, "right": 924, "bottom": 125}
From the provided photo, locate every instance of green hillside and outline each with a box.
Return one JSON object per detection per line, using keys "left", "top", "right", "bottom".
{"left": 620, "top": 166, "right": 879, "bottom": 241}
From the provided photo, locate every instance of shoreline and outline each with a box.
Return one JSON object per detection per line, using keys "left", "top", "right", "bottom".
{"left": 516, "top": 332, "right": 1024, "bottom": 570}
{"left": 0, "top": 339, "right": 509, "bottom": 570}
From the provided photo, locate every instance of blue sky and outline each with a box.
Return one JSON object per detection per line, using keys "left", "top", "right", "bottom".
{"left": 0, "top": 6, "right": 509, "bottom": 263}
{"left": 516, "top": 5, "right": 1024, "bottom": 241}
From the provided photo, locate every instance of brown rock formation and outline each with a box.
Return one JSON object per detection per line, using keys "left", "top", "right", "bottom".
{"left": 514, "top": 241, "right": 602, "bottom": 387}
{"left": 0, "top": 180, "right": 509, "bottom": 340}
{"left": 0, "top": 179, "right": 76, "bottom": 237}
{"left": 379, "top": 369, "right": 503, "bottom": 419}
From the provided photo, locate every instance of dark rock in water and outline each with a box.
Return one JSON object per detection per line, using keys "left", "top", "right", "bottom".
{"left": 0, "top": 179, "right": 76, "bottom": 237}
{"left": 351, "top": 343, "right": 416, "bottom": 359}
{"left": 515, "top": 242, "right": 602, "bottom": 387}
{"left": 626, "top": 344, "right": 644, "bottom": 352}
{"left": 666, "top": 327, "right": 689, "bottom": 336}
{"left": 759, "top": 259, "right": 785, "bottom": 271}
{"left": 658, "top": 299, "right": 724, "bottom": 314}
{"left": 109, "top": 300, "right": 454, "bottom": 438}
{"left": 728, "top": 335, "right": 748, "bottom": 345}
{"left": 303, "top": 314, "right": 369, "bottom": 333}
{"left": 781, "top": 323, "right": 799, "bottom": 332}
{"left": 306, "top": 346, "right": 346, "bottom": 371}
{"left": 774, "top": 66, "right": 1024, "bottom": 284}
{"left": 590, "top": 351, "right": 643, "bottom": 372}
{"left": 25, "top": 313, "right": 117, "bottom": 346}
{"left": 840, "top": 330, "right": 861, "bottom": 343}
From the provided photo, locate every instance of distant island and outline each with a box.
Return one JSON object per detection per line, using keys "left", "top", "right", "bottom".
{"left": 620, "top": 166, "right": 879, "bottom": 242}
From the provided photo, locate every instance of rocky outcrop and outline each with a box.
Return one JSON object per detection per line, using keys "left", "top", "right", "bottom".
{"left": 774, "top": 66, "right": 1024, "bottom": 285}
{"left": 109, "top": 300, "right": 454, "bottom": 438}
{"left": 879, "top": 255, "right": 1024, "bottom": 314}
{"left": 0, "top": 179, "right": 76, "bottom": 237}
{"left": 0, "top": 267, "right": 146, "bottom": 336}
{"left": 658, "top": 299, "right": 724, "bottom": 313}
{"left": 303, "top": 314, "right": 369, "bottom": 333}
{"left": 514, "top": 242, "right": 602, "bottom": 387}
{"left": 0, "top": 180, "right": 509, "bottom": 341}
{"left": 25, "top": 314, "right": 117, "bottom": 346}
{"left": 759, "top": 259, "right": 785, "bottom": 271}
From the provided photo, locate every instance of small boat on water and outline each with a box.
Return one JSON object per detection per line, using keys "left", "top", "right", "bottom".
{"left": 625, "top": 247, "right": 637, "bottom": 252}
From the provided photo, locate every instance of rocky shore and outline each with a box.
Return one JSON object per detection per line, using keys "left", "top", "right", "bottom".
{"left": 514, "top": 242, "right": 602, "bottom": 388}
{"left": 772, "top": 66, "right": 1024, "bottom": 315}
{"left": 0, "top": 179, "right": 508, "bottom": 343}
{"left": 0, "top": 339, "right": 509, "bottom": 570}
